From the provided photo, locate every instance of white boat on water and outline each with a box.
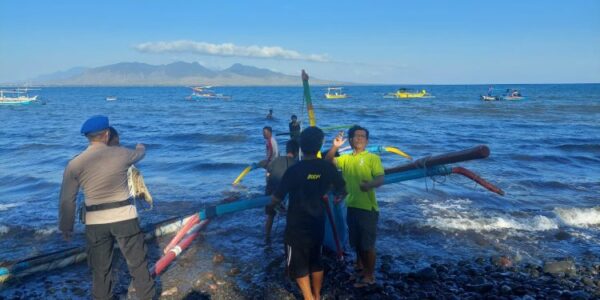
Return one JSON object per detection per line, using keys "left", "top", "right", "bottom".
{"left": 0, "top": 88, "right": 39, "bottom": 105}
{"left": 106, "top": 96, "right": 117, "bottom": 101}
{"left": 186, "top": 86, "right": 230, "bottom": 100}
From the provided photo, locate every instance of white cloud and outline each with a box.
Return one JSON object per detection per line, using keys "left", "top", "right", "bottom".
{"left": 135, "top": 40, "right": 328, "bottom": 62}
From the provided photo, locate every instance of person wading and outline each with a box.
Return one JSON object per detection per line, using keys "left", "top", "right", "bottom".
{"left": 59, "top": 115, "right": 155, "bottom": 299}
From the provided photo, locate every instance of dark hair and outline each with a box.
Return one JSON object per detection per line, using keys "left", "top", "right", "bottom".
{"left": 286, "top": 139, "right": 299, "bottom": 154}
{"left": 263, "top": 126, "right": 272, "bottom": 133}
{"left": 348, "top": 125, "right": 369, "bottom": 139}
{"left": 291, "top": 114, "right": 297, "bottom": 120}
{"left": 300, "top": 127, "right": 324, "bottom": 155}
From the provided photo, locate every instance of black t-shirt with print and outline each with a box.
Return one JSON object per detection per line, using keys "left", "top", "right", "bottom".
{"left": 274, "top": 159, "right": 345, "bottom": 248}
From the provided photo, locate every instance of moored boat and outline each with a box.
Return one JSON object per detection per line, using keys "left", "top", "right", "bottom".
{"left": 386, "top": 88, "right": 432, "bottom": 99}
{"left": 324, "top": 87, "right": 348, "bottom": 99}
{"left": 481, "top": 95, "right": 500, "bottom": 101}
{"left": 0, "top": 88, "right": 39, "bottom": 105}
{"left": 502, "top": 89, "right": 525, "bottom": 100}
{"left": 186, "top": 86, "right": 231, "bottom": 100}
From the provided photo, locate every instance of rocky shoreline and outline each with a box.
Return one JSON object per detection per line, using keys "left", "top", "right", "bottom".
{"left": 2, "top": 242, "right": 599, "bottom": 299}
{"left": 158, "top": 252, "right": 600, "bottom": 300}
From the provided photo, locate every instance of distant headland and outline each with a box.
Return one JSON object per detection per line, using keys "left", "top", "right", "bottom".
{"left": 6, "top": 62, "right": 349, "bottom": 87}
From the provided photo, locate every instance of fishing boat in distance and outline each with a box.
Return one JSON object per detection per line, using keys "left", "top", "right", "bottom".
{"left": 502, "top": 89, "right": 525, "bottom": 101}
{"left": 106, "top": 96, "right": 117, "bottom": 101}
{"left": 186, "top": 86, "right": 231, "bottom": 100}
{"left": 324, "top": 87, "right": 348, "bottom": 99}
{"left": 385, "top": 88, "right": 433, "bottom": 99}
{"left": 0, "top": 88, "right": 39, "bottom": 105}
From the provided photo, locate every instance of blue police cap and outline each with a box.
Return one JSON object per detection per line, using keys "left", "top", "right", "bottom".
{"left": 81, "top": 115, "right": 109, "bottom": 135}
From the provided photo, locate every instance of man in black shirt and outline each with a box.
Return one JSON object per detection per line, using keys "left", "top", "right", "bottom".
{"left": 271, "top": 127, "right": 345, "bottom": 300}
{"left": 289, "top": 114, "right": 301, "bottom": 142}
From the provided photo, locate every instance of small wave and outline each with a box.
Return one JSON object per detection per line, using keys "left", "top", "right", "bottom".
{"left": 555, "top": 207, "right": 600, "bottom": 228}
{"left": 0, "top": 225, "right": 8, "bottom": 235}
{"left": 427, "top": 215, "right": 558, "bottom": 232}
{"left": 421, "top": 198, "right": 558, "bottom": 233}
{"left": 35, "top": 226, "right": 59, "bottom": 236}
{"left": 555, "top": 144, "right": 600, "bottom": 154}
{"left": 511, "top": 154, "right": 572, "bottom": 164}
{"left": 163, "top": 132, "right": 247, "bottom": 144}
{"left": 0, "top": 203, "right": 21, "bottom": 211}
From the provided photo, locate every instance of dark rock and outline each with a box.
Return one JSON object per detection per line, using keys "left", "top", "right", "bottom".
{"left": 500, "top": 284, "right": 512, "bottom": 295}
{"left": 512, "top": 285, "right": 528, "bottom": 296}
{"left": 465, "top": 283, "right": 494, "bottom": 293}
{"left": 571, "top": 291, "right": 592, "bottom": 300}
{"left": 555, "top": 230, "right": 571, "bottom": 240}
{"left": 475, "top": 257, "right": 486, "bottom": 265}
{"left": 71, "top": 287, "right": 86, "bottom": 297}
{"left": 435, "top": 264, "right": 449, "bottom": 274}
{"left": 415, "top": 267, "right": 438, "bottom": 281}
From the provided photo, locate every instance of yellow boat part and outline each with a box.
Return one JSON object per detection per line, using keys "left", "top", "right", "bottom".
{"left": 233, "top": 165, "right": 254, "bottom": 185}
{"left": 384, "top": 146, "right": 413, "bottom": 160}
{"left": 394, "top": 90, "right": 427, "bottom": 99}
{"left": 325, "top": 93, "right": 348, "bottom": 99}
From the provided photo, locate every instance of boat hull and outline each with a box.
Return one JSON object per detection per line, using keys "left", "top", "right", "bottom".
{"left": 325, "top": 94, "right": 347, "bottom": 99}
{"left": 503, "top": 96, "right": 525, "bottom": 101}
{"left": 481, "top": 95, "right": 500, "bottom": 101}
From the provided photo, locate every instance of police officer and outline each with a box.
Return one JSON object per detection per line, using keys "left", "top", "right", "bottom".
{"left": 59, "top": 115, "right": 155, "bottom": 299}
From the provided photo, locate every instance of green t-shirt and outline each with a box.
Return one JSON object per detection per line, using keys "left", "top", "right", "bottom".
{"left": 337, "top": 150, "right": 384, "bottom": 211}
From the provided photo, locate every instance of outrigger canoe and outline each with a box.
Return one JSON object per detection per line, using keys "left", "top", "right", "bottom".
{"left": 0, "top": 145, "right": 503, "bottom": 284}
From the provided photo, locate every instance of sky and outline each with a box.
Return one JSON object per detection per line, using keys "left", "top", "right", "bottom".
{"left": 0, "top": 0, "right": 599, "bottom": 84}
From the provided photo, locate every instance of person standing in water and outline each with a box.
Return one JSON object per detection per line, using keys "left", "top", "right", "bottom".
{"left": 259, "top": 126, "right": 279, "bottom": 168}
{"left": 289, "top": 114, "right": 301, "bottom": 142}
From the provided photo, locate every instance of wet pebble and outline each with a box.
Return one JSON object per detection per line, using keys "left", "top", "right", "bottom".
{"left": 212, "top": 253, "right": 225, "bottom": 264}
{"left": 161, "top": 287, "right": 178, "bottom": 297}
{"left": 227, "top": 267, "right": 241, "bottom": 276}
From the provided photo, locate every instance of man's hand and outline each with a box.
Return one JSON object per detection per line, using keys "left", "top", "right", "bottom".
{"left": 359, "top": 180, "right": 372, "bottom": 192}
{"left": 136, "top": 143, "right": 145, "bottom": 151}
{"left": 332, "top": 131, "right": 347, "bottom": 148}
{"left": 62, "top": 231, "right": 73, "bottom": 242}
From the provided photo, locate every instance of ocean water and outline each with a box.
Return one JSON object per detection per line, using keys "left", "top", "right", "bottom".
{"left": 1, "top": 84, "right": 599, "bottom": 273}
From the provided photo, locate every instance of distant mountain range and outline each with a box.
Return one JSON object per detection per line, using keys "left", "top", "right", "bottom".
{"left": 18, "top": 62, "right": 344, "bottom": 86}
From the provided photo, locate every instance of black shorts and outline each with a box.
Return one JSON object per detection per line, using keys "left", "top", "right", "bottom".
{"left": 285, "top": 244, "right": 323, "bottom": 279}
{"left": 347, "top": 207, "right": 379, "bottom": 251}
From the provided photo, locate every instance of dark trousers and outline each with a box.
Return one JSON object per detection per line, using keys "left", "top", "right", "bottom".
{"left": 85, "top": 218, "right": 155, "bottom": 300}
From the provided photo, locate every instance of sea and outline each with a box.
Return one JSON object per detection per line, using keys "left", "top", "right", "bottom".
{"left": 0, "top": 84, "right": 599, "bottom": 287}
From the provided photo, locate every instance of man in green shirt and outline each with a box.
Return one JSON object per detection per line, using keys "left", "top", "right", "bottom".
{"left": 325, "top": 125, "right": 384, "bottom": 287}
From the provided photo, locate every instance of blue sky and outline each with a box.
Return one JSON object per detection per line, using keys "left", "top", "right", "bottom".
{"left": 1, "top": 0, "right": 598, "bottom": 84}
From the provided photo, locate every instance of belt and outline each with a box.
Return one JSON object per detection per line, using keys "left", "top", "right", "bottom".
{"left": 86, "top": 198, "right": 133, "bottom": 212}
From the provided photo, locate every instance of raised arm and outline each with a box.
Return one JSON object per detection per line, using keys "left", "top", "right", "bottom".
{"left": 325, "top": 132, "right": 347, "bottom": 164}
